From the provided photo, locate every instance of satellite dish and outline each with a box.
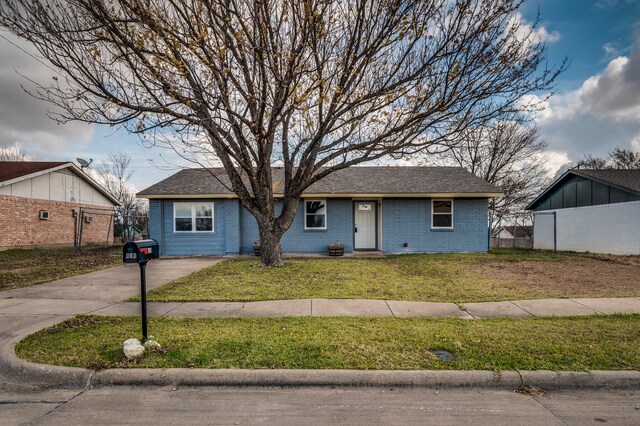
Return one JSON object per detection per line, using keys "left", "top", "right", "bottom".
{"left": 77, "top": 158, "right": 93, "bottom": 169}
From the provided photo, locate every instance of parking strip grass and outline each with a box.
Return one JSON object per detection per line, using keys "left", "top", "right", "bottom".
{"left": 0, "top": 247, "right": 122, "bottom": 291}
{"left": 16, "top": 314, "right": 640, "bottom": 371}
{"left": 140, "top": 250, "right": 640, "bottom": 303}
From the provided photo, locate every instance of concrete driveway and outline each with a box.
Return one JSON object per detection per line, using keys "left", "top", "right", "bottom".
{"left": 0, "top": 257, "right": 221, "bottom": 307}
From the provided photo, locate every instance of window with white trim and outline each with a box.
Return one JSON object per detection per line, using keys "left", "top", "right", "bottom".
{"left": 174, "top": 202, "right": 214, "bottom": 232}
{"left": 431, "top": 199, "right": 453, "bottom": 229}
{"left": 304, "top": 199, "right": 327, "bottom": 229}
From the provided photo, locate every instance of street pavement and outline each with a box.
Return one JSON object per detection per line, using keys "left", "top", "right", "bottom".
{"left": 2, "top": 385, "right": 639, "bottom": 425}
{"left": 1, "top": 257, "right": 640, "bottom": 424}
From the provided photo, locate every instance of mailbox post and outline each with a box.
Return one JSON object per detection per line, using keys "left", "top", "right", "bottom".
{"left": 123, "top": 239, "right": 159, "bottom": 342}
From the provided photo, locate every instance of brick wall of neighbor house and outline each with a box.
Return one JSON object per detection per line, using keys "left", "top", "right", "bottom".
{"left": 0, "top": 195, "right": 114, "bottom": 249}
{"left": 382, "top": 198, "right": 489, "bottom": 253}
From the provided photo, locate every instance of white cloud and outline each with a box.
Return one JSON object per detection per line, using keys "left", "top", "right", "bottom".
{"left": 508, "top": 13, "right": 561, "bottom": 48}
{"left": 603, "top": 42, "right": 620, "bottom": 58}
{"left": 531, "top": 35, "right": 640, "bottom": 163}
{"left": 0, "top": 34, "right": 94, "bottom": 158}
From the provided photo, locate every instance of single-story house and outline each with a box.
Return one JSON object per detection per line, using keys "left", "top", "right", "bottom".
{"left": 137, "top": 167, "right": 502, "bottom": 256}
{"left": 0, "top": 161, "right": 119, "bottom": 249}
{"left": 492, "top": 225, "right": 533, "bottom": 240}
{"left": 526, "top": 168, "right": 640, "bottom": 255}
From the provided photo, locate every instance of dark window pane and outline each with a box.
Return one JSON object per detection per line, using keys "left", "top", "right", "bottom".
{"left": 306, "top": 214, "right": 325, "bottom": 229}
{"left": 196, "top": 218, "right": 213, "bottom": 231}
{"left": 433, "top": 214, "right": 452, "bottom": 228}
{"left": 433, "top": 200, "right": 452, "bottom": 213}
{"left": 175, "top": 218, "right": 192, "bottom": 231}
{"left": 306, "top": 200, "right": 325, "bottom": 214}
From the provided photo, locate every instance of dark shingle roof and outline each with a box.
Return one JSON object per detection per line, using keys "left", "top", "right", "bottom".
{"left": 575, "top": 169, "right": 640, "bottom": 193}
{"left": 138, "top": 167, "right": 502, "bottom": 197}
{"left": 525, "top": 168, "right": 640, "bottom": 210}
{"left": 0, "top": 161, "right": 68, "bottom": 182}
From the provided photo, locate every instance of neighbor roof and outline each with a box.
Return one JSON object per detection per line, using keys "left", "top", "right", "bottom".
{"left": 138, "top": 167, "right": 503, "bottom": 198}
{"left": 575, "top": 169, "right": 640, "bottom": 193}
{"left": 0, "top": 161, "right": 120, "bottom": 205}
{"left": 526, "top": 168, "right": 640, "bottom": 210}
{"left": 0, "top": 161, "right": 68, "bottom": 182}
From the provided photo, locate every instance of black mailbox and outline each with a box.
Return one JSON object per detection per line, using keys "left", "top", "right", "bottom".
{"left": 123, "top": 239, "right": 159, "bottom": 264}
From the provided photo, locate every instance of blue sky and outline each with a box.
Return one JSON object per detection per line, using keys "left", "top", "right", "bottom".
{"left": 1, "top": 0, "right": 640, "bottom": 190}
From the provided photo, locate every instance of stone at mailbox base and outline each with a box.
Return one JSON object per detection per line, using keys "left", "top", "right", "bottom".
{"left": 123, "top": 338, "right": 145, "bottom": 359}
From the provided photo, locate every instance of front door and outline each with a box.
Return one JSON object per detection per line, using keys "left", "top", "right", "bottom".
{"left": 354, "top": 202, "right": 376, "bottom": 250}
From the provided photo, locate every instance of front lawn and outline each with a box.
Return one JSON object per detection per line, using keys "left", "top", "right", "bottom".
{"left": 141, "top": 250, "right": 640, "bottom": 303}
{"left": 0, "top": 247, "right": 122, "bottom": 291}
{"left": 16, "top": 314, "right": 640, "bottom": 371}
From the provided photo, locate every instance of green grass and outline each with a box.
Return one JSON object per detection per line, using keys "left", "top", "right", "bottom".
{"left": 0, "top": 247, "right": 122, "bottom": 291}
{"left": 140, "top": 250, "right": 640, "bottom": 303}
{"left": 15, "top": 315, "right": 640, "bottom": 371}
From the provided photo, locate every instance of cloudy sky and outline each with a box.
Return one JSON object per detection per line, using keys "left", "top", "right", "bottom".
{"left": 1, "top": 0, "right": 640, "bottom": 190}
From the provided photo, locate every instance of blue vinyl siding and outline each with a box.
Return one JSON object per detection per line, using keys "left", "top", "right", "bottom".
{"left": 149, "top": 197, "right": 489, "bottom": 256}
{"left": 381, "top": 198, "right": 489, "bottom": 253}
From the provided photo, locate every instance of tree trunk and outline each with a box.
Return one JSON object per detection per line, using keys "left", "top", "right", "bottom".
{"left": 252, "top": 198, "right": 299, "bottom": 267}
{"left": 258, "top": 226, "right": 284, "bottom": 267}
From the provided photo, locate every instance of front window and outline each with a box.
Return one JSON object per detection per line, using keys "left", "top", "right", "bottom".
{"left": 174, "top": 202, "right": 214, "bottom": 232}
{"left": 304, "top": 199, "right": 327, "bottom": 230}
{"left": 432, "top": 199, "right": 453, "bottom": 229}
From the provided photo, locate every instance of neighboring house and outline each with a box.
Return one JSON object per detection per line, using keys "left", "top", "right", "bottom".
{"left": 0, "top": 162, "right": 119, "bottom": 249}
{"left": 492, "top": 225, "right": 533, "bottom": 240}
{"left": 526, "top": 169, "right": 640, "bottom": 255}
{"left": 138, "top": 167, "right": 502, "bottom": 256}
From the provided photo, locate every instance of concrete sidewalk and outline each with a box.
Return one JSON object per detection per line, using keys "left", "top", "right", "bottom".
{"left": 2, "top": 296, "right": 640, "bottom": 319}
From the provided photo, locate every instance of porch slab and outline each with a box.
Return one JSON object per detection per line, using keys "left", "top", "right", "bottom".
{"left": 312, "top": 299, "right": 392, "bottom": 317}
{"left": 238, "top": 299, "right": 311, "bottom": 317}
{"left": 571, "top": 298, "right": 640, "bottom": 314}
{"left": 386, "top": 301, "right": 471, "bottom": 318}
{"left": 91, "top": 302, "right": 183, "bottom": 317}
{"left": 511, "top": 299, "right": 601, "bottom": 317}
{"left": 167, "top": 302, "right": 244, "bottom": 318}
{"left": 462, "top": 301, "right": 533, "bottom": 319}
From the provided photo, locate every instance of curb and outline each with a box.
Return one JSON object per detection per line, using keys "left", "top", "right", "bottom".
{"left": 0, "top": 316, "right": 92, "bottom": 390}
{"left": 90, "top": 368, "right": 640, "bottom": 390}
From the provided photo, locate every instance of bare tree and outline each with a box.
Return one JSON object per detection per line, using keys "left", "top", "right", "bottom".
{"left": 0, "top": 143, "right": 31, "bottom": 161}
{"left": 0, "top": 0, "right": 565, "bottom": 265}
{"left": 434, "top": 122, "right": 549, "bottom": 227}
{"left": 576, "top": 154, "right": 610, "bottom": 170}
{"left": 576, "top": 147, "right": 640, "bottom": 170}
{"left": 95, "top": 153, "right": 146, "bottom": 242}
{"left": 609, "top": 147, "right": 640, "bottom": 169}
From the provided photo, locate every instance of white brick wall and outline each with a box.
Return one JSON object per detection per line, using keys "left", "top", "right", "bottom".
{"left": 534, "top": 200, "right": 640, "bottom": 255}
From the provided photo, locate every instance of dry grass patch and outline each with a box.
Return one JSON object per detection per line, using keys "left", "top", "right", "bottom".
{"left": 141, "top": 250, "right": 640, "bottom": 303}
{"left": 0, "top": 247, "right": 121, "bottom": 291}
